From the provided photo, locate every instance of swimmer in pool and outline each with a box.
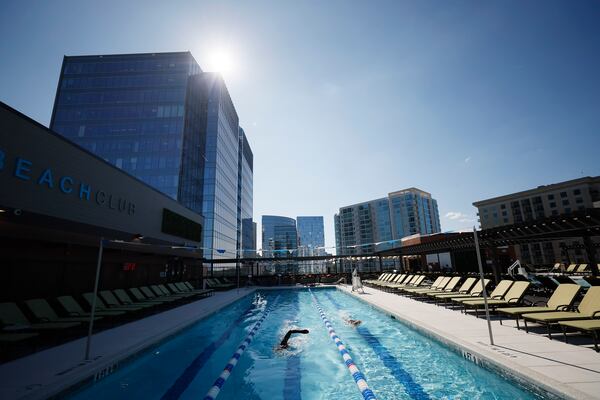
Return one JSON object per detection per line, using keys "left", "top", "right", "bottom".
{"left": 279, "top": 329, "right": 309, "bottom": 349}
{"left": 344, "top": 318, "right": 362, "bottom": 327}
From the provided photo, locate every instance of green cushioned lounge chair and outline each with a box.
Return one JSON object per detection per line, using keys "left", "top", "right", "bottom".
{"left": 25, "top": 298, "right": 102, "bottom": 323}
{"left": 99, "top": 291, "right": 147, "bottom": 310}
{"left": 497, "top": 284, "right": 581, "bottom": 329}
{"left": 83, "top": 293, "right": 143, "bottom": 313}
{"left": 432, "top": 278, "right": 488, "bottom": 303}
{"left": 452, "top": 279, "right": 514, "bottom": 306}
{"left": 113, "top": 289, "right": 159, "bottom": 308}
{"left": 376, "top": 274, "right": 407, "bottom": 289}
{"left": 57, "top": 295, "right": 126, "bottom": 317}
{"left": 183, "top": 281, "right": 214, "bottom": 295}
{"left": 412, "top": 276, "right": 463, "bottom": 297}
{"left": 523, "top": 286, "right": 600, "bottom": 339}
{"left": 128, "top": 288, "right": 169, "bottom": 304}
{"left": 428, "top": 277, "right": 477, "bottom": 300}
{"left": 401, "top": 276, "right": 447, "bottom": 295}
{"left": 0, "top": 302, "right": 80, "bottom": 330}
{"left": 559, "top": 319, "right": 600, "bottom": 352}
{"left": 461, "top": 281, "right": 530, "bottom": 317}
{"left": 178, "top": 282, "right": 213, "bottom": 297}
{"left": 576, "top": 264, "right": 589, "bottom": 273}
{"left": 566, "top": 264, "right": 578, "bottom": 273}
{"left": 382, "top": 274, "right": 413, "bottom": 289}
{"left": 390, "top": 275, "right": 425, "bottom": 291}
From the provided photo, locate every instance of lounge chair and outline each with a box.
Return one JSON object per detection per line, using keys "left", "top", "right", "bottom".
{"left": 376, "top": 274, "right": 407, "bottom": 290}
{"left": 178, "top": 282, "right": 213, "bottom": 297}
{"left": 370, "top": 273, "right": 396, "bottom": 287}
{"left": 550, "top": 263, "right": 562, "bottom": 273}
{"left": 57, "top": 295, "right": 126, "bottom": 317}
{"left": 576, "top": 264, "right": 589, "bottom": 273}
{"left": 401, "top": 276, "right": 447, "bottom": 295}
{"left": 427, "top": 277, "right": 477, "bottom": 300}
{"left": 387, "top": 275, "right": 419, "bottom": 291}
{"left": 113, "top": 289, "right": 160, "bottom": 308}
{"left": 205, "top": 279, "right": 232, "bottom": 291}
{"left": 433, "top": 278, "right": 491, "bottom": 304}
{"left": 0, "top": 302, "right": 80, "bottom": 330}
{"left": 460, "top": 281, "right": 530, "bottom": 317}
{"left": 566, "top": 264, "right": 578, "bottom": 273}
{"left": 365, "top": 273, "right": 388, "bottom": 284}
{"left": 159, "top": 284, "right": 196, "bottom": 298}
{"left": 99, "top": 291, "right": 148, "bottom": 310}
{"left": 183, "top": 282, "right": 214, "bottom": 296}
{"left": 83, "top": 293, "right": 144, "bottom": 313}
{"left": 140, "top": 286, "right": 181, "bottom": 302}
{"left": 523, "top": 286, "right": 600, "bottom": 339}
{"left": 412, "top": 276, "right": 463, "bottom": 297}
{"left": 400, "top": 276, "right": 452, "bottom": 297}
{"left": 452, "top": 280, "right": 514, "bottom": 306}
{"left": 497, "top": 284, "right": 581, "bottom": 329}
{"left": 559, "top": 319, "right": 600, "bottom": 352}
{"left": 0, "top": 332, "right": 39, "bottom": 342}
{"left": 128, "top": 288, "right": 169, "bottom": 304}
{"left": 25, "top": 298, "right": 102, "bottom": 323}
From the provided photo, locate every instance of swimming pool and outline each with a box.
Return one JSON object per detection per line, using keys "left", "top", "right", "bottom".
{"left": 68, "top": 288, "right": 545, "bottom": 399}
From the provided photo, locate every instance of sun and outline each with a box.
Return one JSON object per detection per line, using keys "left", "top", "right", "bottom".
{"left": 207, "top": 49, "right": 235, "bottom": 76}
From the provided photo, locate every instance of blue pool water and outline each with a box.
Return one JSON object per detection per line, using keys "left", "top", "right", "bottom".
{"left": 68, "top": 289, "right": 544, "bottom": 399}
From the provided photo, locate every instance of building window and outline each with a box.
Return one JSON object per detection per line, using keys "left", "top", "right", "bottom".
{"left": 562, "top": 199, "right": 570, "bottom": 206}
{"left": 575, "top": 197, "right": 583, "bottom": 204}
{"left": 500, "top": 204, "right": 506, "bottom": 209}
{"left": 549, "top": 202, "right": 556, "bottom": 208}
{"left": 547, "top": 194, "right": 555, "bottom": 200}
{"left": 573, "top": 189, "right": 581, "bottom": 195}
{"left": 560, "top": 192, "right": 567, "bottom": 198}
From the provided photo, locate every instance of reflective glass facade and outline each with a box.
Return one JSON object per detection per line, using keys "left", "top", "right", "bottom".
{"left": 51, "top": 53, "right": 251, "bottom": 263}
{"left": 297, "top": 216, "right": 325, "bottom": 273}
{"left": 51, "top": 52, "right": 201, "bottom": 199}
{"left": 238, "top": 128, "right": 255, "bottom": 258}
{"left": 261, "top": 215, "right": 297, "bottom": 258}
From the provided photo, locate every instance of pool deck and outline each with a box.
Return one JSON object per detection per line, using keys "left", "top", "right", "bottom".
{"left": 341, "top": 284, "right": 600, "bottom": 400}
{"left": 0, "top": 288, "right": 255, "bottom": 400}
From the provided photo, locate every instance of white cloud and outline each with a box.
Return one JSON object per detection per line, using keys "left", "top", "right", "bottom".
{"left": 445, "top": 211, "right": 476, "bottom": 223}
{"left": 445, "top": 211, "right": 466, "bottom": 220}
{"left": 464, "top": 156, "right": 471, "bottom": 163}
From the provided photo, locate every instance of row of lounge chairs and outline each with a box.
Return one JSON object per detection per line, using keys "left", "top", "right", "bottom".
{"left": 0, "top": 282, "right": 213, "bottom": 345}
{"left": 365, "top": 273, "right": 600, "bottom": 351}
{"left": 550, "top": 263, "right": 597, "bottom": 274}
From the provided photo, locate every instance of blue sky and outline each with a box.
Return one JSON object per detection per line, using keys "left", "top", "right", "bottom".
{"left": 1, "top": 1, "right": 599, "bottom": 250}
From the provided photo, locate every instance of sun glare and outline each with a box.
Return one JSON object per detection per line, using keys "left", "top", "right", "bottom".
{"left": 207, "top": 49, "right": 235, "bottom": 76}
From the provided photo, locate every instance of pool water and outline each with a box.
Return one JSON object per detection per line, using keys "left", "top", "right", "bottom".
{"left": 68, "top": 288, "right": 544, "bottom": 399}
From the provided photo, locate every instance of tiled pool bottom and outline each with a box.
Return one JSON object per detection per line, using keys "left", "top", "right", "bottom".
{"left": 66, "top": 288, "right": 547, "bottom": 399}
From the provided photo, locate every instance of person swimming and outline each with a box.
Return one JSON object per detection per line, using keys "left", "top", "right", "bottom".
{"left": 344, "top": 318, "right": 362, "bottom": 327}
{"left": 279, "top": 329, "right": 309, "bottom": 349}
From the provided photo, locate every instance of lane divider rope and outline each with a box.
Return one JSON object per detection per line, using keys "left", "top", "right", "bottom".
{"left": 309, "top": 289, "right": 377, "bottom": 400}
{"left": 203, "top": 295, "right": 280, "bottom": 400}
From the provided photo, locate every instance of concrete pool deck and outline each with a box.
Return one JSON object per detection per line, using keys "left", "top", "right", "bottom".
{"left": 342, "top": 284, "right": 600, "bottom": 400}
{"left": 0, "top": 288, "right": 255, "bottom": 400}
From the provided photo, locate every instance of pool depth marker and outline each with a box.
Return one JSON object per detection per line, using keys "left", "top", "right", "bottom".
{"left": 309, "top": 289, "right": 377, "bottom": 400}
{"left": 203, "top": 295, "right": 280, "bottom": 400}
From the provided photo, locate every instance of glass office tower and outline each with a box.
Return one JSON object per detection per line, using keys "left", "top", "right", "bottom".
{"left": 50, "top": 52, "right": 250, "bottom": 263}
{"left": 261, "top": 215, "right": 297, "bottom": 273}
{"left": 297, "top": 216, "right": 325, "bottom": 273}
{"left": 238, "top": 127, "right": 255, "bottom": 258}
{"left": 50, "top": 52, "right": 200, "bottom": 199}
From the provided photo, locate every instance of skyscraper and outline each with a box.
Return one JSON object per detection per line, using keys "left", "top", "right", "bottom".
{"left": 297, "top": 216, "right": 325, "bottom": 273}
{"left": 238, "top": 127, "right": 255, "bottom": 258}
{"left": 334, "top": 188, "right": 441, "bottom": 271}
{"left": 50, "top": 52, "right": 252, "bottom": 263}
{"left": 261, "top": 215, "right": 297, "bottom": 273}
